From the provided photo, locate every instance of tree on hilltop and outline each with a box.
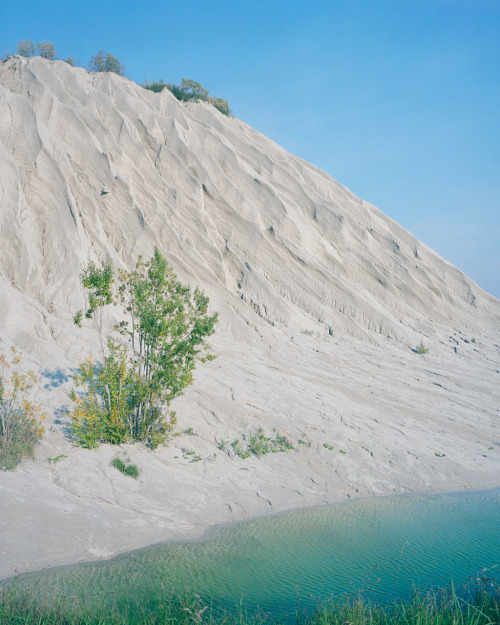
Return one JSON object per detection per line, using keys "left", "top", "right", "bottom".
{"left": 37, "top": 41, "right": 57, "bottom": 60}
{"left": 88, "top": 50, "right": 125, "bottom": 76}
{"left": 16, "top": 40, "right": 35, "bottom": 57}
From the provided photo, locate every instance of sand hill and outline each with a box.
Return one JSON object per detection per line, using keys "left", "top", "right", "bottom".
{"left": 0, "top": 55, "right": 499, "bottom": 579}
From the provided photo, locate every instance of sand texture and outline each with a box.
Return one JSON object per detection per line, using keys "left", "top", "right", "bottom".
{"left": 0, "top": 56, "right": 499, "bottom": 580}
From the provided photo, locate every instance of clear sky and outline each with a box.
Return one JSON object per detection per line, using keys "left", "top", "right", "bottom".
{"left": 1, "top": 0, "right": 499, "bottom": 298}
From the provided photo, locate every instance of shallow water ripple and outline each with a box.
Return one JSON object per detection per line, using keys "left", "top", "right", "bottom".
{"left": 5, "top": 489, "right": 499, "bottom": 619}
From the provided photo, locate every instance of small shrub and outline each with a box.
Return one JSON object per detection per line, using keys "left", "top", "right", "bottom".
{"left": 416, "top": 341, "right": 429, "bottom": 354}
{"left": 144, "top": 77, "right": 231, "bottom": 116}
{"left": 231, "top": 428, "right": 294, "bottom": 459}
{"left": 182, "top": 449, "right": 202, "bottom": 461}
{"left": 0, "top": 348, "right": 45, "bottom": 470}
{"left": 111, "top": 456, "right": 139, "bottom": 478}
{"left": 48, "top": 454, "right": 67, "bottom": 464}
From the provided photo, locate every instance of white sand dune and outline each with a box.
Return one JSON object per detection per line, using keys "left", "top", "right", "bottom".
{"left": 0, "top": 55, "right": 498, "bottom": 580}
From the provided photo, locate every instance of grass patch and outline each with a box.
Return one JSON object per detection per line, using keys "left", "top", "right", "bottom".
{"left": 231, "top": 428, "right": 294, "bottom": 459}
{"left": 0, "top": 580, "right": 499, "bottom": 625}
{"left": 111, "top": 457, "right": 139, "bottom": 478}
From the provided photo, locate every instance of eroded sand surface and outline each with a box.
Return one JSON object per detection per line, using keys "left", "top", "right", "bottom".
{"left": 0, "top": 56, "right": 499, "bottom": 580}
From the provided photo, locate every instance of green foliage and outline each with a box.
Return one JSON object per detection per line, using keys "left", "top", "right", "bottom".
{"left": 48, "top": 454, "right": 67, "bottom": 464}
{"left": 182, "top": 449, "right": 202, "bottom": 461}
{"left": 16, "top": 40, "right": 57, "bottom": 59}
{"left": 111, "top": 456, "right": 139, "bottom": 478}
{"left": 209, "top": 96, "right": 231, "bottom": 116}
{"left": 144, "top": 78, "right": 231, "bottom": 116}
{"left": 70, "top": 342, "right": 131, "bottom": 448}
{"left": 16, "top": 40, "right": 36, "bottom": 57}
{"left": 88, "top": 50, "right": 125, "bottom": 76}
{"left": 70, "top": 249, "right": 218, "bottom": 449}
{"left": 63, "top": 54, "right": 79, "bottom": 67}
{"left": 416, "top": 341, "right": 429, "bottom": 354}
{"left": 231, "top": 428, "right": 294, "bottom": 459}
{"left": 1, "top": 580, "right": 499, "bottom": 625}
{"left": 0, "top": 348, "right": 45, "bottom": 470}
{"left": 37, "top": 41, "right": 57, "bottom": 60}
{"left": 323, "top": 443, "right": 334, "bottom": 450}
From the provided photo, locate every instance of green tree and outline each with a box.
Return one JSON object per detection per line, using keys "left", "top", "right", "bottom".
{"left": 63, "top": 55, "right": 79, "bottom": 67}
{"left": 88, "top": 50, "right": 125, "bottom": 76}
{"left": 71, "top": 249, "right": 218, "bottom": 448}
{"left": 16, "top": 40, "right": 35, "bottom": 57}
{"left": 36, "top": 40, "right": 57, "bottom": 60}
{"left": 177, "top": 78, "right": 209, "bottom": 101}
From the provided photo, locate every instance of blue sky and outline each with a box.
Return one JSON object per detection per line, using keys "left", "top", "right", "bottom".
{"left": 1, "top": 0, "right": 499, "bottom": 297}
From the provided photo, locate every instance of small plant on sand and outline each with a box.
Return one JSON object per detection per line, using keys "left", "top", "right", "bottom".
{"left": 111, "top": 456, "right": 139, "bottom": 478}
{"left": 434, "top": 452, "right": 446, "bottom": 458}
{"left": 48, "top": 454, "right": 67, "bottom": 464}
{"left": 416, "top": 341, "right": 429, "bottom": 355}
{"left": 70, "top": 249, "right": 218, "bottom": 449}
{"left": 323, "top": 443, "right": 334, "bottom": 451}
{"left": 230, "top": 428, "right": 294, "bottom": 459}
{"left": 0, "top": 348, "right": 45, "bottom": 470}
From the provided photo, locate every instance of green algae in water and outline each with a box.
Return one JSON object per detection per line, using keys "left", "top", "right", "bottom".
{"left": 4, "top": 489, "right": 500, "bottom": 620}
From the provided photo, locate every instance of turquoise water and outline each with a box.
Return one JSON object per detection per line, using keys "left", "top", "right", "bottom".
{"left": 5, "top": 489, "right": 500, "bottom": 619}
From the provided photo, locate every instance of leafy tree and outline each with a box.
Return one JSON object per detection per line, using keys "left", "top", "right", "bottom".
{"left": 16, "top": 40, "right": 35, "bottom": 57}
{"left": 63, "top": 55, "right": 79, "bottom": 67}
{"left": 0, "top": 348, "right": 45, "bottom": 470}
{"left": 177, "top": 78, "right": 209, "bottom": 101}
{"left": 88, "top": 50, "right": 125, "bottom": 76}
{"left": 71, "top": 249, "right": 218, "bottom": 449}
{"left": 36, "top": 40, "right": 57, "bottom": 60}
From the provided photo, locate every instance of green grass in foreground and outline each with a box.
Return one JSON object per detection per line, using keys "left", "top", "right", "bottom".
{"left": 0, "top": 582, "right": 499, "bottom": 625}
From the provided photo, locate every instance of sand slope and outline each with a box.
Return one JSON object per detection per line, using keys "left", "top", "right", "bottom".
{"left": 0, "top": 55, "right": 499, "bottom": 579}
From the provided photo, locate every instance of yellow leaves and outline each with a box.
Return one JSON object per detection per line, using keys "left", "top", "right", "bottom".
{"left": 1, "top": 346, "right": 45, "bottom": 469}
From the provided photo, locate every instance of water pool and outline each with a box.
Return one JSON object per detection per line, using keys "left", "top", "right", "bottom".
{"left": 5, "top": 488, "right": 499, "bottom": 619}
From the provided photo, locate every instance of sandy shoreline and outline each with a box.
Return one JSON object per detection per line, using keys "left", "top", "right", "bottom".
{"left": 2, "top": 483, "right": 499, "bottom": 584}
